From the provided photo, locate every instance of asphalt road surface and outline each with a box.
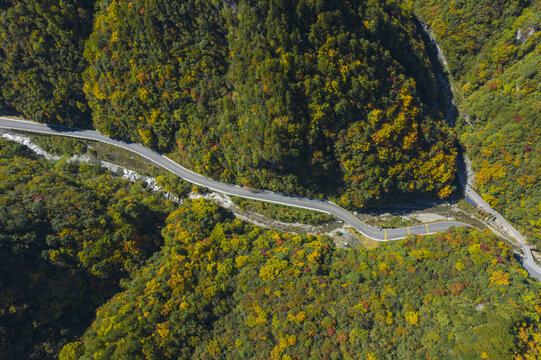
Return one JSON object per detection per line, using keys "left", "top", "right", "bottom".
{"left": 458, "top": 157, "right": 541, "bottom": 280}
{"left": 3, "top": 117, "right": 540, "bottom": 280}
{"left": 464, "top": 184, "right": 541, "bottom": 280}
{"left": 0, "top": 117, "right": 469, "bottom": 242}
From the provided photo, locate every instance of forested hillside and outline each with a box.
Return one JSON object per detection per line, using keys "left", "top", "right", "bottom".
{"left": 0, "top": 139, "right": 176, "bottom": 359}
{"left": 0, "top": 0, "right": 459, "bottom": 208}
{"left": 81, "top": 0, "right": 457, "bottom": 208}
{"left": 0, "top": 0, "right": 95, "bottom": 126}
{"left": 1, "top": 1, "right": 541, "bottom": 359}
{"left": 67, "top": 199, "right": 541, "bottom": 359}
{"left": 1, "top": 0, "right": 537, "bottom": 224}
{"left": 411, "top": 0, "right": 541, "bottom": 246}
{"left": 1, "top": 137, "right": 540, "bottom": 360}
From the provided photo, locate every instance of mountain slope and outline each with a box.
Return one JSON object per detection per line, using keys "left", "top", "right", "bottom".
{"left": 83, "top": 0, "right": 457, "bottom": 208}
{"left": 0, "top": 139, "right": 175, "bottom": 359}
{"left": 76, "top": 199, "right": 541, "bottom": 359}
{"left": 412, "top": 0, "right": 541, "bottom": 246}
{"left": 0, "top": 0, "right": 95, "bottom": 126}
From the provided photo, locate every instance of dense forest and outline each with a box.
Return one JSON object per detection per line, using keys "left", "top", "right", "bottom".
{"left": 83, "top": 0, "right": 457, "bottom": 207}
{"left": 60, "top": 198, "right": 539, "bottom": 359}
{"left": 0, "top": 139, "right": 176, "bottom": 359}
{"left": 0, "top": 0, "right": 458, "bottom": 208}
{"left": 0, "top": 0, "right": 538, "bottom": 222}
{"left": 1, "top": 0, "right": 541, "bottom": 358}
{"left": 411, "top": 0, "right": 541, "bottom": 246}
{"left": 1, "top": 135, "right": 540, "bottom": 359}
{"left": 0, "top": 0, "right": 95, "bottom": 126}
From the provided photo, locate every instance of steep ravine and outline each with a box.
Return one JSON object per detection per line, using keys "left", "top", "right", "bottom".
{"left": 418, "top": 21, "right": 541, "bottom": 280}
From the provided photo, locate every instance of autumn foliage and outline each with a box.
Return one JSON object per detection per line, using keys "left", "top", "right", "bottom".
{"left": 75, "top": 199, "right": 541, "bottom": 359}
{"left": 82, "top": 0, "right": 457, "bottom": 208}
{"left": 412, "top": 0, "right": 541, "bottom": 246}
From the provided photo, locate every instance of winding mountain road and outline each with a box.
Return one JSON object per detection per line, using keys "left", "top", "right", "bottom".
{"left": 464, "top": 186, "right": 541, "bottom": 280}
{"left": 1, "top": 117, "right": 540, "bottom": 280}
{"left": 0, "top": 117, "right": 468, "bottom": 241}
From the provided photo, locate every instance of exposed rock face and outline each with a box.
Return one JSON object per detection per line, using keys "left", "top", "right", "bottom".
{"left": 516, "top": 26, "right": 539, "bottom": 43}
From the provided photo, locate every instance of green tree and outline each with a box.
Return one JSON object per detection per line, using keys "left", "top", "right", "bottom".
{"left": 0, "top": 0, "right": 95, "bottom": 126}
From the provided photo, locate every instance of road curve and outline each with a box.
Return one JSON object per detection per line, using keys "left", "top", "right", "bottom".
{"left": 0, "top": 117, "right": 471, "bottom": 241}
{"left": 464, "top": 185, "right": 541, "bottom": 280}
